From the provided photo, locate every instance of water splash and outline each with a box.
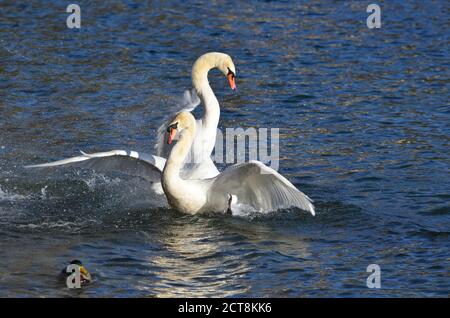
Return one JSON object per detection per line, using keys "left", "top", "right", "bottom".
{"left": 0, "top": 186, "right": 27, "bottom": 202}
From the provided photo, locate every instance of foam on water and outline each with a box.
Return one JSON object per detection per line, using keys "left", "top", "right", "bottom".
{"left": 0, "top": 186, "right": 27, "bottom": 202}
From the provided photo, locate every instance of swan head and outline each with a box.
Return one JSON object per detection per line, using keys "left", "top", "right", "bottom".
{"left": 166, "top": 111, "right": 196, "bottom": 145}
{"left": 192, "top": 52, "right": 237, "bottom": 91}
{"left": 217, "top": 54, "right": 237, "bottom": 91}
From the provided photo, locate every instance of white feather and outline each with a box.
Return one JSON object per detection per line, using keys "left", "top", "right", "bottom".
{"left": 26, "top": 150, "right": 166, "bottom": 187}
{"left": 207, "top": 161, "right": 315, "bottom": 215}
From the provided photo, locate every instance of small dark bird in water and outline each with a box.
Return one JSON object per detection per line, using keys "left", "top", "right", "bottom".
{"left": 61, "top": 260, "right": 92, "bottom": 286}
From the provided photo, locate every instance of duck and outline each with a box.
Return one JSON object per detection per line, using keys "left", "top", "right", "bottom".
{"left": 61, "top": 259, "right": 91, "bottom": 286}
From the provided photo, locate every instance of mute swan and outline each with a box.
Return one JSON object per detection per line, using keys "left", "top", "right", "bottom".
{"left": 161, "top": 112, "right": 315, "bottom": 215}
{"left": 156, "top": 52, "right": 236, "bottom": 179}
{"left": 25, "top": 52, "right": 236, "bottom": 193}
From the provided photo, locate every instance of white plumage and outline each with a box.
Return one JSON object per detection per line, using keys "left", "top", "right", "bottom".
{"left": 160, "top": 112, "right": 315, "bottom": 215}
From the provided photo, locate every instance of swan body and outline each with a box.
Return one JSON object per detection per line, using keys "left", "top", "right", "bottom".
{"left": 161, "top": 112, "right": 315, "bottom": 216}
{"left": 26, "top": 52, "right": 236, "bottom": 191}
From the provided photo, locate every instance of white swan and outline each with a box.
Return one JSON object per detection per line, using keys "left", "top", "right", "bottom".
{"left": 161, "top": 112, "right": 315, "bottom": 215}
{"left": 25, "top": 52, "right": 236, "bottom": 192}
{"left": 155, "top": 52, "right": 236, "bottom": 179}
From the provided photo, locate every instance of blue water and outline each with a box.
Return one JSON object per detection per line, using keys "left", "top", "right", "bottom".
{"left": 0, "top": 0, "right": 448, "bottom": 297}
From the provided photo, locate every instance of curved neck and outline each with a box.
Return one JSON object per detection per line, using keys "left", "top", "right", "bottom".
{"left": 163, "top": 127, "right": 195, "bottom": 181}
{"left": 192, "top": 60, "right": 220, "bottom": 132}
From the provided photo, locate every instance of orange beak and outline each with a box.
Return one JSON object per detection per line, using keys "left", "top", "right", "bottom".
{"left": 167, "top": 128, "right": 177, "bottom": 145}
{"left": 227, "top": 73, "right": 236, "bottom": 90}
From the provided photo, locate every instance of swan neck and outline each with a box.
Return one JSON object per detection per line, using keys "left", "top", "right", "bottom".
{"left": 164, "top": 128, "right": 195, "bottom": 180}
{"left": 192, "top": 61, "right": 220, "bottom": 130}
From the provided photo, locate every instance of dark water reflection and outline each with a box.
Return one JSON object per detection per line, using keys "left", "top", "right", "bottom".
{"left": 0, "top": 0, "right": 448, "bottom": 297}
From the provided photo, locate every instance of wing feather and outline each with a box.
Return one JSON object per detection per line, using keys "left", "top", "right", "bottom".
{"left": 25, "top": 150, "right": 165, "bottom": 185}
{"left": 209, "top": 161, "right": 315, "bottom": 215}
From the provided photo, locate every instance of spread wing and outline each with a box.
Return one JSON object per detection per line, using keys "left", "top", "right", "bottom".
{"left": 209, "top": 161, "right": 315, "bottom": 215}
{"left": 25, "top": 150, "right": 165, "bottom": 185}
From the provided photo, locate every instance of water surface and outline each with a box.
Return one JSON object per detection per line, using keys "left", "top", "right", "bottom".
{"left": 0, "top": 0, "right": 449, "bottom": 297}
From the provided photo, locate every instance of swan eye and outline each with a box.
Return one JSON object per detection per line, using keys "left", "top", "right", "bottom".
{"left": 227, "top": 67, "right": 235, "bottom": 79}
{"left": 167, "top": 122, "right": 178, "bottom": 133}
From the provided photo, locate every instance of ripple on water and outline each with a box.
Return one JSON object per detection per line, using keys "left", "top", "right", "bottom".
{"left": 0, "top": 0, "right": 449, "bottom": 297}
